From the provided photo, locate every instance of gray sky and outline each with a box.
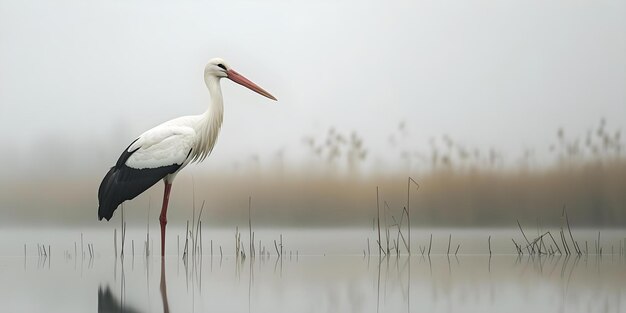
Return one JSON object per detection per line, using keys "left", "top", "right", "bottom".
{"left": 1, "top": 0, "right": 625, "bottom": 175}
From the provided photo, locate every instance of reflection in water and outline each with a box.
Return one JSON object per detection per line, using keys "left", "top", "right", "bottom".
{"left": 12, "top": 228, "right": 621, "bottom": 313}
{"left": 98, "top": 286, "right": 141, "bottom": 313}
{"left": 24, "top": 252, "right": 619, "bottom": 313}
{"left": 83, "top": 251, "right": 626, "bottom": 313}
{"left": 160, "top": 259, "right": 170, "bottom": 313}
{"left": 99, "top": 258, "right": 170, "bottom": 313}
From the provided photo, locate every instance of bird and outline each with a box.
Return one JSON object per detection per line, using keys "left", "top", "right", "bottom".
{"left": 97, "top": 57, "right": 277, "bottom": 257}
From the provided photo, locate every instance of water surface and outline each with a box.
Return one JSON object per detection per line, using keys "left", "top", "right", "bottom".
{"left": 0, "top": 228, "right": 624, "bottom": 313}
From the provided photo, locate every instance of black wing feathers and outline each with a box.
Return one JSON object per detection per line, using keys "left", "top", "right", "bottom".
{"left": 97, "top": 139, "right": 184, "bottom": 221}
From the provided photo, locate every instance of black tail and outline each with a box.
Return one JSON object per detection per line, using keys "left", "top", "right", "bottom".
{"left": 98, "top": 140, "right": 181, "bottom": 221}
{"left": 98, "top": 167, "right": 120, "bottom": 221}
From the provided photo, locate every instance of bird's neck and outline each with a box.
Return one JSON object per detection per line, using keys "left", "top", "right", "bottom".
{"left": 191, "top": 76, "right": 224, "bottom": 162}
{"left": 204, "top": 75, "right": 224, "bottom": 120}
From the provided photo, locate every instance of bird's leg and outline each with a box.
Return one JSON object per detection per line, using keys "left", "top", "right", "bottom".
{"left": 159, "top": 183, "right": 172, "bottom": 258}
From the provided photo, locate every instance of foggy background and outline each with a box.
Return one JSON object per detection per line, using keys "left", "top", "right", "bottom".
{"left": 1, "top": 0, "right": 625, "bottom": 228}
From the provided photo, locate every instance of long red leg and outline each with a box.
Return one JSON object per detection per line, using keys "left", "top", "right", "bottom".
{"left": 159, "top": 183, "right": 172, "bottom": 258}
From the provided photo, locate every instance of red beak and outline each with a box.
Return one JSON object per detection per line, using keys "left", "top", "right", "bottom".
{"left": 227, "top": 69, "right": 277, "bottom": 101}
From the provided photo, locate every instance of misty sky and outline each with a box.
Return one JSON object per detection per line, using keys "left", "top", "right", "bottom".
{"left": 1, "top": 0, "right": 625, "bottom": 175}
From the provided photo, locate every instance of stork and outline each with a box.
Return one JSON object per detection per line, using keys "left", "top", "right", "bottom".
{"left": 98, "top": 58, "right": 276, "bottom": 257}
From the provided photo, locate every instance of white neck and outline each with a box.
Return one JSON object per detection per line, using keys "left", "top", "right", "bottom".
{"left": 205, "top": 75, "right": 224, "bottom": 115}
{"left": 191, "top": 75, "right": 224, "bottom": 162}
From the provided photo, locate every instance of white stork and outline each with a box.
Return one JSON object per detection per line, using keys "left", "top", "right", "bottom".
{"left": 98, "top": 58, "right": 276, "bottom": 257}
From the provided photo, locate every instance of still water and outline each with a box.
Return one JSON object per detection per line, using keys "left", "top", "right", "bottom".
{"left": 0, "top": 228, "right": 624, "bottom": 312}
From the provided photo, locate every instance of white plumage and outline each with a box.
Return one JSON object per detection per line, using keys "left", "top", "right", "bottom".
{"left": 126, "top": 124, "right": 197, "bottom": 170}
{"left": 98, "top": 57, "right": 276, "bottom": 257}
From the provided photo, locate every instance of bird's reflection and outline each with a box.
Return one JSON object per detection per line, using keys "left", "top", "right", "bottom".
{"left": 98, "top": 285, "right": 141, "bottom": 313}
{"left": 160, "top": 259, "right": 170, "bottom": 313}
{"left": 98, "top": 259, "right": 170, "bottom": 313}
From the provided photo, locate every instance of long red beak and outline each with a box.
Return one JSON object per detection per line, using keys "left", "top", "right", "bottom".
{"left": 227, "top": 69, "right": 277, "bottom": 101}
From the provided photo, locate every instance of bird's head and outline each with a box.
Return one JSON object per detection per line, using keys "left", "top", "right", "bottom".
{"left": 204, "top": 57, "right": 277, "bottom": 101}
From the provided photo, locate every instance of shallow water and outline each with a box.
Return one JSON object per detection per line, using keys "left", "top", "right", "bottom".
{"left": 0, "top": 228, "right": 624, "bottom": 312}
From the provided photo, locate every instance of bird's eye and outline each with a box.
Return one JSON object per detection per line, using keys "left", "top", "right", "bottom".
{"left": 217, "top": 64, "right": 226, "bottom": 70}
